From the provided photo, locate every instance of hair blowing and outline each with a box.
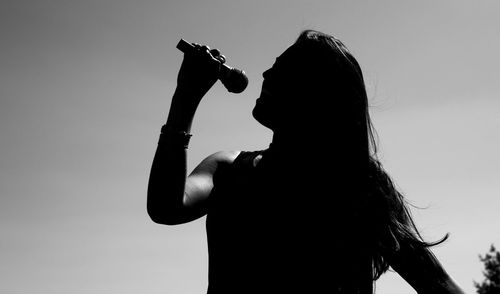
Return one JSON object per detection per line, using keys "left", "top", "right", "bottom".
{"left": 296, "top": 30, "right": 448, "bottom": 280}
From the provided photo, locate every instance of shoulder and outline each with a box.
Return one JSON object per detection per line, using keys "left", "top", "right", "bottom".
{"left": 191, "top": 151, "right": 241, "bottom": 176}
{"left": 206, "top": 150, "right": 241, "bottom": 165}
{"left": 193, "top": 150, "right": 268, "bottom": 176}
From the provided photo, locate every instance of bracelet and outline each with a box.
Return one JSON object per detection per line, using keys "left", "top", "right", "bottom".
{"left": 159, "top": 124, "right": 192, "bottom": 149}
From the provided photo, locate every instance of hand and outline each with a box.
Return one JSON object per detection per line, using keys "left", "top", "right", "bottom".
{"left": 175, "top": 43, "right": 226, "bottom": 104}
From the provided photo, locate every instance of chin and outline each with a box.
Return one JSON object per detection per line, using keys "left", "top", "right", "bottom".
{"left": 252, "top": 104, "right": 274, "bottom": 130}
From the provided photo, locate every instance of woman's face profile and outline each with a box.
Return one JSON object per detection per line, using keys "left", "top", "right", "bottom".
{"left": 252, "top": 43, "right": 307, "bottom": 130}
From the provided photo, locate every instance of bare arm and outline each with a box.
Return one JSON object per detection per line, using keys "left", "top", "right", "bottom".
{"left": 147, "top": 44, "right": 226, "bottom": 225}
{"left": 388, "top": 243, "right": 466, "bottom": 294}
{"left": 148, "top": 146, "right": 238, "bottom": 225}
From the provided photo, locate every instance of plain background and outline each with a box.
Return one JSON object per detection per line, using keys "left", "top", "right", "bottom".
{"left": 1, "top": 1, "right": 499, "bottom": 293}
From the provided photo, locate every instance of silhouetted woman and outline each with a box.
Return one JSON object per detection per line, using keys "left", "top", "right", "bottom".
{"left": 148, "top": 30, "right": 466, "bottom": 294}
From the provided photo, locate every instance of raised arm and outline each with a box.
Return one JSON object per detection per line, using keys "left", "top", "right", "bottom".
{"left": 147, "top": 43, "right": 225, "bottom": 225}
{"left": 388, "top": 243, "right": 466, "bottom": 294}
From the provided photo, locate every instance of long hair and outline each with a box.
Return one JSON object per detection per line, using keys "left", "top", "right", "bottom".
{"left": 296, "top": 30, "right": 448, "bottom": 280}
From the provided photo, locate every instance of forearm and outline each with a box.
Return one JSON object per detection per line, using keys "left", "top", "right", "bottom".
{"left": 147, "top": 90, "right": 198, "bottom": 224}
{"left": 439, "top": 278, "right": 466, "bottom": 294}
{"left": 147, "top": 42, "right": 221, "bottom": 224}
{"left": 390, "top": 244, "right": 466, "bottom": 294}
{"left": 165, "top": 88, "right": 200, "bottom": 132}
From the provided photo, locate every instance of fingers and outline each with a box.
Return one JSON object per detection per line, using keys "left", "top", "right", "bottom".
{"left": 212, "top": 50, "right": 226, "bottom": 64}
{"left": 191, "top": 43, "right": 225, "bottom": 64}
{"left": 208, "top": 48, "right": 226, "bottom": 64}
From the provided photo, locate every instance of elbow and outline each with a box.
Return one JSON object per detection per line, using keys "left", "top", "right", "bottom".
{"left": 147, "top": 181, "right": 187, "bottom": 225}
{"left": 147, "top": 205, "right": 182, "bottom": 225}
{"left": 147, "top": 206, "right": 167, "bottom": 225}
{"left": 147, "top": 196, "right": 185, "bottom": 226}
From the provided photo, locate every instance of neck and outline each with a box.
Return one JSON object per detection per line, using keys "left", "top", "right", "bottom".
{"left": 267, "top": 128, "right": 368, "bottom": 158}
{"left": 267, "top": 130, "right": 322, "bottom": 157}
{"left": 258, "top": 131, "right": 314, "bottom": 173}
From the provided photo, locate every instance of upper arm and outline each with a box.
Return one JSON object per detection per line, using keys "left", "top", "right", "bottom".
{"left": 177, "top": 150, "right": 240, "bottom": 223}
{"left": 388, "top": 244, "right": 464, "bottom": 294}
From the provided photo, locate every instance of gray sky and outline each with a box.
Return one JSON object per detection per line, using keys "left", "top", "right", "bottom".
{"left": 1, "top": 0, "right": 499, "bottom": 293}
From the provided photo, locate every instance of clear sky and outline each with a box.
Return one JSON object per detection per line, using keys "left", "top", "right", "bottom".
{"left": 1, "top": 0, "right": 499, "bottom": 293}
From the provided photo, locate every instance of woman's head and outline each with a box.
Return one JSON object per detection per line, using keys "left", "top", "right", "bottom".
{"left": 253, "top": 30, "right": 377, "bottom": 154}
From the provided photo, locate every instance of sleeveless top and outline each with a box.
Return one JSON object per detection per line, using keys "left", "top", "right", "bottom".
{"left": 206, "top": 150, "right": 373, "bottom": 294}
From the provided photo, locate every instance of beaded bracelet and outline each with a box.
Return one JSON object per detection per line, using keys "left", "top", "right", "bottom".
{"left": 159, "top": 124, "right": 192, "bottom": 149}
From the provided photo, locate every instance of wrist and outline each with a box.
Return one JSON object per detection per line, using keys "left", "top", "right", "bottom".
{"left": 166, "top": 94, "right": 199, "bottom": 132}
{"left": 165, "top": 113, "right": 193, "bottom": 133}
{"left": 158, "top": 124, "right": 192, "bottom": 149}
{"left": 174, "top": 85, "right": 206, "bottom": 101}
